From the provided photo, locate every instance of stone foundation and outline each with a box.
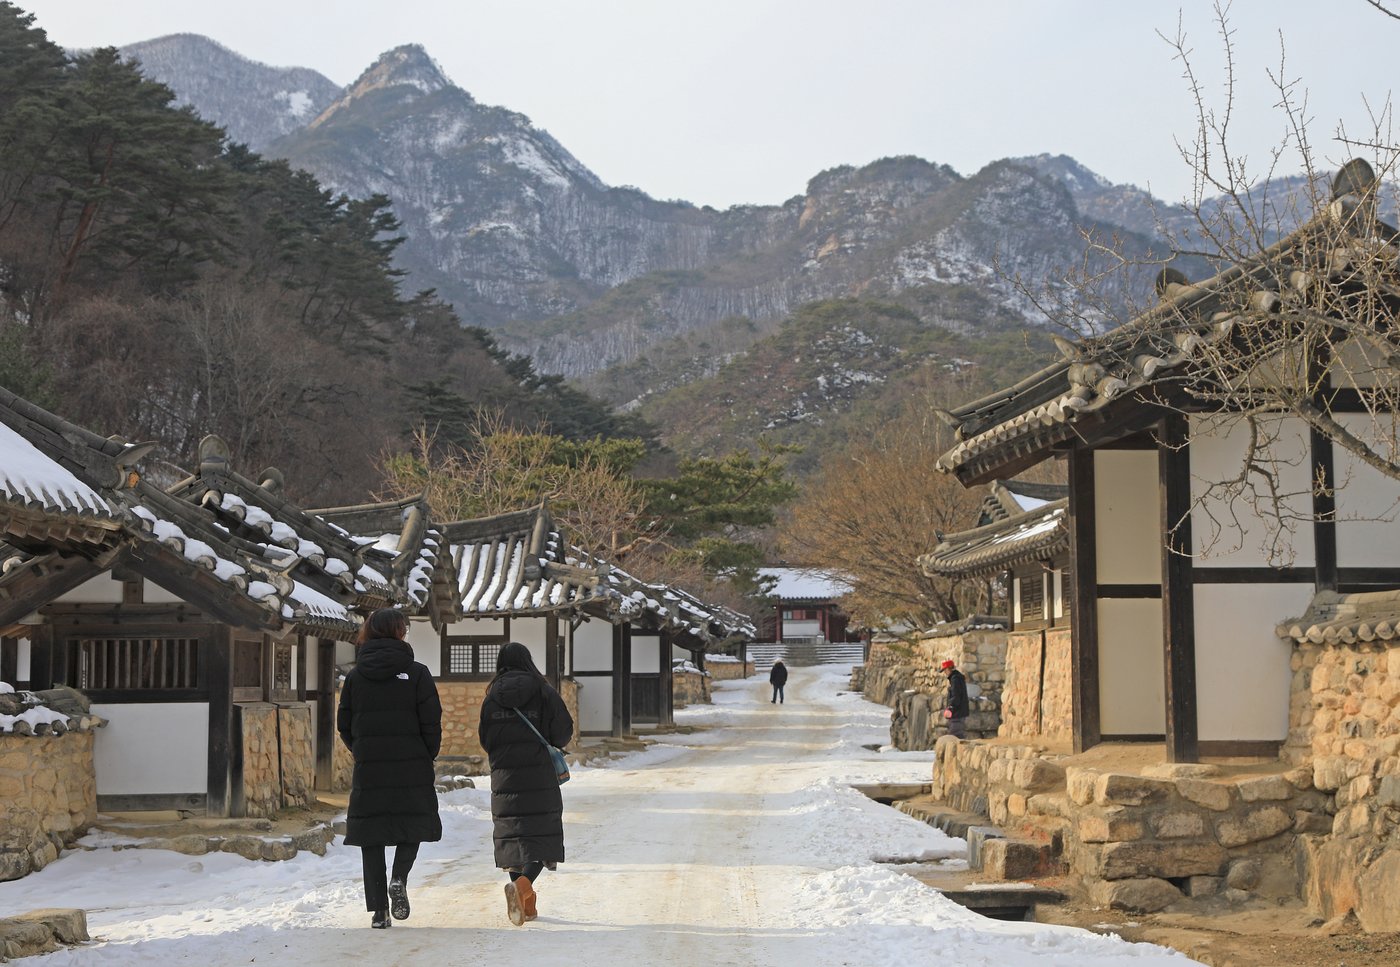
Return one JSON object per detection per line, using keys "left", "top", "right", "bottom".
{"left": 862, "top": 631, "right": 1007, "bottom": 749}
{"left": 236, "top": 703, "right": 315, "bottom": 817}
{"left": 705, "top": 658, "right": 754, "bottom": 681}
{"left": 0, "top": 731, "right": 99, "bottom": 881}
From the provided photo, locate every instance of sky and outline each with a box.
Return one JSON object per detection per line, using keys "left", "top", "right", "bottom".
{"left": 16, "top": 0, "right": 1400, "bottom": 210}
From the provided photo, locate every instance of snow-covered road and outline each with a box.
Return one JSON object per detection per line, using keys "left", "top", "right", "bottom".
{"left": 1, "top": 667, "right": 1192, "bottom": 965}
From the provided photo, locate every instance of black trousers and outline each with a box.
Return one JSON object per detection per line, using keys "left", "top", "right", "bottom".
{"left": 361, "top": 843, "right": 420, "bottom": 911}
{"left": 505, "top": 860, "right": 545, "bottom": 883}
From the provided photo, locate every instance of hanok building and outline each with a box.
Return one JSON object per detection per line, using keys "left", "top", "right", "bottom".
{"left": 919, "top": 480, "right": 1071, "bottom": 741}
{"left": 935, "top": 159, "right": 1400, "bottom": 764}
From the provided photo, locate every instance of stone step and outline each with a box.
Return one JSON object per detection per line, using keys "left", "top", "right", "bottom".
{"left": 851, "top": 782, "right": 931, "bottom": 804}
{"left": 938, "top": 885, "right": 1066, "bottom": 921}
{"left": 0, "top": 908, "right": 88, "bottom": 960}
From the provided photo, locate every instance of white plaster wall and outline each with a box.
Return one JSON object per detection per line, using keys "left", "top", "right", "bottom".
{"left": 512, "top": 616, "right": 549, "bottom": 672}
{"left": 1334, "top": 413, "right": 1400, "bottom": 567}
{"left": 1189, "top": 414, "right": 1315, "bottom": 567}
{"left": 1094, "top": 450, "right": 1163, "bottom": 585}
{"left": 783, "top": 620, "right": 821, "bottom": 638}
{"left": 576, "top": 676, "right": 612, "bottom": 732}
{"left": 142, "top": 577, "right": 188, "bottom": 605}
{"left": 672, "top": 645, "right": 691, "bottom": 662}
{"left": 631, "top": 635, "right": 661, "bottom": 674}
{"left": 1329, "top": 337, "right": 1388, "bottom": 389}
{"left": 334, "top": 641, "right": 356, "bottom": 667}
{"left": 1012, "top": 580, "right": 1023, "bottom": 625}
{"left": 1193, "top": 583, "right": 1310, "bottom": 741}
{"left": 17, "top": 637, "right": 30, "bottom": 680}
{"left": 90, "top": 703, "right": 208, "bottom": 795}
{"left": 572, "top": 620, "right": 613, "bottom": 672}
{"left": 405, "top": 620, "right": 441, "bottom": 676}
{"left": 456, "top": 617, "right": 507, "bottom": 636}
{"left": 305, "top": 640, "right": 319, "bottom": 687}
{"left": 1053, "top": 570, "right": 1064, "bottom": 619}
{"left": 55, "top": 574, "right": 124, "bottom": 604}
{"left": 1097, "top": 598, "right": 1165, "bottom": 735}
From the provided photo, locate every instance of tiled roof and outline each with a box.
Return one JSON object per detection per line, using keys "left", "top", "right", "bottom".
{"left": 935, "top": 161, "right": 1397, "bottom": 483}
{"left": 920, "top": 491, "right": 1069, "bottom": 579}
{"left": 1277, "top": 589, "right": 1400, "bottom": 644}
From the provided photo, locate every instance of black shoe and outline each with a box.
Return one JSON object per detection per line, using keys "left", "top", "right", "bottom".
{"left": 389, "top": 879, "right": 410, "bottom": 921}
{"left": 371, "top": 908, "right": 391, "bottom": 929}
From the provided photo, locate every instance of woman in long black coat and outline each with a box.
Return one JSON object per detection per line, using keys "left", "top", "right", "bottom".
{"left": 337, "top": 608, "right": 442, "bottom": 929}
{"left": 479, "top": 642, "right": 573, "bottom": 926}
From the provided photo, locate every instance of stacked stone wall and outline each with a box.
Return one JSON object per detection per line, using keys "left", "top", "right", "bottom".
{"left": 238, "top": 703, "right": 281, "bottom": 818}
{"left": 1286, "top": 641, "right": 1400, "bottom": 930}
{"left": 999, "top": 628, "right": 1073, "bottom": 740}
{"left": 437, "top": 680, "right": 491, "bottom": 759}
{"left": 705, "top": 659, "right": 754, "bottom": 681}
{"left": 0, "top": 731, "right": 98, "bottom": 881}
{"left": 673, "top": 669, "right": 711, "bottom": 707}
{"left": 862, "top": 631, "right": 1007, "bottom": 749}
{"left": 330, "top": 677, "right": 353, "bottom": 791}
{"left": 276, "top": 705, "right": 313, "bottom": 810}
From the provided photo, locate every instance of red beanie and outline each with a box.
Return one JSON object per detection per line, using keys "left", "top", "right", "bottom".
{"left": 940, "top": 659, "right": 955, "bottom": 670}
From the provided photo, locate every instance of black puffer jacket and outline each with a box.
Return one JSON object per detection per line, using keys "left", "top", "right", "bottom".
{"left": 337, "top": 637, "right": 443, "bottom": 847}
{"left": 769, "top": 661, "right": 788, "bottom": 687}
{"left": 479, "top": 668, "right": 573, "bottom": 869}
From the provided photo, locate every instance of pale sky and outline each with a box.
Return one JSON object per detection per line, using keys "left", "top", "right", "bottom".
{"left": 17, "top": 0, "right": 1400, "bottom": 209}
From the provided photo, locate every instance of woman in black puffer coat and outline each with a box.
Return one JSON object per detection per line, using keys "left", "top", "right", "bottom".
{"left": 337, "top": 608, "right": 442, "bottom": 929}
{"left": 479, "top": 642, "right": 573, "bottom": 926}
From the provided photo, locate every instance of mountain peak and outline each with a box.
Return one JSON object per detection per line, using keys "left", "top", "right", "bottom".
{"left": 311, "top": 43, "right": 456, "bottom": 128}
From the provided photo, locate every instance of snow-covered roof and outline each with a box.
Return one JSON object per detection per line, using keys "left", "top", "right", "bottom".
{"left": 0, "top": 421, "right": 117, "bottom": 519}
{"left": 759, "top": 568, "right": 852, "bottom": 602}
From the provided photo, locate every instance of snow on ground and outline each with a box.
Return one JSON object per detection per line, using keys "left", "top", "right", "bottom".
{"left": 0, "top": 667, "right": 1194, "bottom": 965}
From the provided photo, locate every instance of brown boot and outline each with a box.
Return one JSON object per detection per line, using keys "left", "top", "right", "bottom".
{"left": 516, "top": 875, "right": 537, "bottom": 921}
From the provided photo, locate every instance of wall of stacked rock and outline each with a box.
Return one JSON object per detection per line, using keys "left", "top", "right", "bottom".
{"left": 998, "top": 628, "right": 1072, "bottom": 741}
{"left": 705, "top": 657, "right": 754, "bottom": 681}
{"left": 673, "top": 668, "right": 711, "bottom": 706}
{"left": 0, "top": 685, "right": 104, "bottom": 881}
{"left": 237, "top": 703, "right": 315, "bottom": 818}
{"left": 861, "top": 632, "right": 1007, "bottom": 750}
{"left": 1285, "top": 640, "right": 1400, "bottom": 930}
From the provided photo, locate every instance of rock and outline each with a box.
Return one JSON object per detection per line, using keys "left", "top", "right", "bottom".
{"left": 1176, "top": 777, "right": 1232, "bottom": 811}
{"left": 1151, "top": 811, "right": 1206, "bottom": 839}
{"left": 0, "top": 850, "right": 31, "bottom": 882}
{"left": 1090, "top": 877, "right": 1183, "bottom": 913}
{"left": 1226, "top": 858, "right": 1261, "bottom": 891}
{"left": 1237, "top": 776, "right": 1294, "bottom": 802}
{"left": 0, "top": 917, "right": 55, "bottom": 958}
{"left": 220, "top": 836, "right": 265, "bottom": 861}
{"left": 981, "top": 838, "right": 1056, "bottom": 879}
{"left": 1010, "top": 759, "right": 1065, "bottom": 793}
{"left": 31, "top": 687, "right": 91, "bottom": 716}
{"left": 1184, "top": 875, "right": 1222, "bottom": 897}
{"left": 1066, "top": 767, "right": 1099, "bottom": 805}
{"left": 1377, "top": 775, "right": 1400, "bottom": 807}
{"left": 15, "top": 908, "right": 89, "bottom": 944}
{"left": 1077, "top": 807, "right": 1144, "bottom": 844}
{"left": 1216, "top": 806, "right": 1294, "bottom": 848}
{"left": 259, "top": 839, "right": 298, "bottom": 862}
{"left": 966, "top": 826, "right": 1005, "bottom": 872}
{"left": 1096, "top": 841, "right": 1227, "bottom": 880}
{"left": 1355, "top": 850, "right": 1400, "bottom": 932}
{"left": 1094, "top": 773, "right": 1174, "bottom": 806}
{"left": 163, "top": 835, "right": 216, "bottom": 856}
{"left": 1293, "top": 810, "right": 1334, "bottom": 835}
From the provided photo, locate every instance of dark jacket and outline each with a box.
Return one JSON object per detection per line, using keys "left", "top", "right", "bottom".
{"left": 337, "top": 637, "right": 443, "bottom": 847}
{"left": 945, "top": 668, "right": 969, "bottom": 719}
{"left": 479, "top": 668, "right": 573, "bottom": 869}
{"left": 769, "top": 661, "right": 788, "bottom": 687}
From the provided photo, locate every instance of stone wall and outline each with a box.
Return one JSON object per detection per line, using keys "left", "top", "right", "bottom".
{"left": 999, "top": 628, "right": 1072, "bottom": 741}
{"left": 705, "top": 658, "right": 754, "bottom": 681}
{"left": 237, "top": 702, "right": 315, "bottom": 817}
{"left": 0, "top": 731, "right": 99, "bottom": 881}
{"left": 862, "top": 631, "right": 1007, "bottom": 749}
{"left": 438, "top": 680, "right": 491, "bottom": 759}
{"left": 674, "top": 668, "right": 711, "bottom": 707}
{"left": 1286, "top": 641, "right": 1400, "bottom": 930}
{"left": 931, "top": 737, "right": 1333, "bottom": 913}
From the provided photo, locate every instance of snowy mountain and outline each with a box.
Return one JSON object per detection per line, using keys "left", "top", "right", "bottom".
{"left": 120, "top": 35, "right": 340, "bottom": 152}
{"left": 120, "top": 35, "right": 1171, "bottom": 381}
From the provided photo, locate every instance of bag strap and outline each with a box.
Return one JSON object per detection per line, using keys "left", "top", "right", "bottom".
{"left": 513, "top": 707, "right": 554, "bottom": 750}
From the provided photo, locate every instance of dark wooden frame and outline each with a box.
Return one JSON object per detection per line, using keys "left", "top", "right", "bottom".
{"left": 1159, "top": 414, "right": 1199, "bottom": 763}
{"left": 1067, "top": 445, "right": 1101, "bottom": 753}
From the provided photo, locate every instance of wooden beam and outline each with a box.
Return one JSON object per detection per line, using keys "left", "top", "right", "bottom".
{"left": 1067, "top": 445, "right": 1101, "bottom": 753}
{"left": 1160, "top": 414, "right": 1199, "bottom": 764}
{"left": 205, "top": 627, "right": 233, "bottom": 818}
{"left": 0, "top": 555, "right": 104, "bottom": 628}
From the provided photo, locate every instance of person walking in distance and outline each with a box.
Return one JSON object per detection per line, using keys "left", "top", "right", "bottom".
{"left": 769, "top": 659, "right": 788, "bottom": 704}
{"left": 337, "top": 608, "right": 443, "bottom": 929}
{"left": 479, "top": 642, "right": 574, "bottom": 926}
{"left": 940, "top": 659, "right": 969, "bottom": 738}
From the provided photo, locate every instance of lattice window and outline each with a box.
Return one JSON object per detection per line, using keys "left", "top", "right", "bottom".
{"left": 447, "top": 642, "right": 473, "bottom": 675}
{"left": 1018, "top": 573, "right": 1046, "bottom": 622}
{"left": 273, "top": 643, "right": 293, "bottom": 692}
{"left": 442, "top": 636, "right": 505, "bottom": 677}
{"left": 70, "top": 636, "right": 199, "bottom": 690}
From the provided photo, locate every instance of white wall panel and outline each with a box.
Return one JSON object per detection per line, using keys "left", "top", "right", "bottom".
{"left": 510, "top": 617, "right": 549, "bottom": 671}
{"left": 1334, "top": 413, "right": 1400, "bottom": 567}
{"left": 405, "top": 620, "right": 441, "bottom": 676}
{"left": 1193, "top": 583, "right": 1309, "bottom": 741}
{"left": 572, "top": 620, "right": 613, "bottom": 672}
{"left": 1094, "top": 450, "right": 1163, "bottom": 584}
{"left": 1189, "top": 414, "right": 1314, "bottom": 566}
{"left": 576, "top": 677, "right": 612, "bottom": 732}
{"left": 631, "top": 634, "right": 661, "bottom": 674}
{"left": 91, "top": 703, "right": 208, "bottom": 795}
{"left": 55, "top": 575, "right": 124, "bottom": 604}
{"left": 142, "top": 577, "right": 188, "bottom": 604}
{"left": 17, "top": 637, "right": 30, "bottom": 680}
{"left": 1097, "top": 598, "right": 1165, "bottom": 734}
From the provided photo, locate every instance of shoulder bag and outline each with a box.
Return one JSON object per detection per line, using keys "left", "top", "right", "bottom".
{"left": 514, "top": 708, "right": 571, "bottom": 784}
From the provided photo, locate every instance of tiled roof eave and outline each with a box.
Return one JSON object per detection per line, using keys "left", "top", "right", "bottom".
{"left": 920, "top": 530, "right": 1068, "bottom": 578}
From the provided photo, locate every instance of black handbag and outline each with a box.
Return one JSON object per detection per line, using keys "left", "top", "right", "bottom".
{"left": 514, "top": 708, "right": 570, "bottom": 784}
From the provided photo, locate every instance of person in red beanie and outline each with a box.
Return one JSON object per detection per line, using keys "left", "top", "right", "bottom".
{"left": 940, "top": 659, "right": 968, "bottom": 739}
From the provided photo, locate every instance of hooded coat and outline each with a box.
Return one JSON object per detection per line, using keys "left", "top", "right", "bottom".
{"left": 478, "top": 644, "right": 574, "bottom": 869}
{"left": 337, "top": 637, "right": 443, "bottom": 847}
{"left": 769, "top": 661, "right": 788, "bottom": 687}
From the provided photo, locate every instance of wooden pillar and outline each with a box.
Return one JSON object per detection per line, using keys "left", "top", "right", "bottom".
{"left": 1067, "top": 445, "right": 1101, "bottom": 753}
{"left": 1159, "top": 415, "right": 1199, "bottom": 763}
{"left": 611, "top": 623, "right": 634, "bottom": 737}
{"left": 545, "top": 615, "right": 561, "bottom": 689}
{"left": 1311, "top": 427, "right": 1338, "bottom": 592}
{"left": 315, "top": 638, "right": 335, "bottom": 790}
{"left": 660, "top": 632, "right": 675, "bottom": 727}
{"left": 1, "top": 636, "right": 17, "bottom": 687}
{"left": 206, "top": 627, "right": 235, "bottom": 818}
{"left": 296, "top": 633, "right": 308, "bottom": 702}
